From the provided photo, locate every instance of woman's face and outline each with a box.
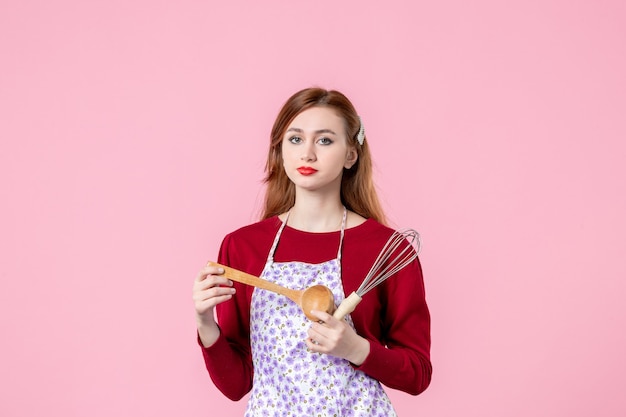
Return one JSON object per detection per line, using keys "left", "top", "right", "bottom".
{"left": 281, "top": 106, "right": 357, "bottom": 194}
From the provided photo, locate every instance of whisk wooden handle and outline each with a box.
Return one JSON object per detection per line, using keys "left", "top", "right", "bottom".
{"left": 207, "top": 261, "right": 302, "bottom": 303}
{"left": 333, "top": 292, "right": 362, "bottom": 320}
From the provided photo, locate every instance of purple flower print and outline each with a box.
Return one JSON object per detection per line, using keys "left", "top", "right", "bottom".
{"left": 285, "top": 355, "right": 295, "bottom": 367}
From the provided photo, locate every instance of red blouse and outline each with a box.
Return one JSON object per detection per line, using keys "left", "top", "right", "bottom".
{"left": 200, "top": 216, "right": 432, "bottom": 400}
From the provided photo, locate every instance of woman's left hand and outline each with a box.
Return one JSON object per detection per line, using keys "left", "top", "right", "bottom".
{"left": 306, "top": 310, "right": 370, "bottom": 366}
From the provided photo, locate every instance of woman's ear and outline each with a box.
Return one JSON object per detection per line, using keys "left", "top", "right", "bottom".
{"left": 344, "top": 147, "right": 358, "bottom": 169}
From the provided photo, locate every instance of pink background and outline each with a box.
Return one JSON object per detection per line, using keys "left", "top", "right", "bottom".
{"left": 2, "top": 1, "right": 625, "bottom": 416}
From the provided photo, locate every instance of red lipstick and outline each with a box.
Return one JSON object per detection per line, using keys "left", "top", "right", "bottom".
{"left": 297, "top": 166, "right": 318, "bottom": 176}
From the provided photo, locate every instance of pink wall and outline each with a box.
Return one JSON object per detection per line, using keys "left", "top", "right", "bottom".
{"left": 2, "top": 1, "right": 625, "bottom": 416}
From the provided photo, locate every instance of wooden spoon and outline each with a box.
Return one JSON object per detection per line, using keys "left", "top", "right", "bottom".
{"left": 207, "top": 261, "right": 335, "bottom": 321}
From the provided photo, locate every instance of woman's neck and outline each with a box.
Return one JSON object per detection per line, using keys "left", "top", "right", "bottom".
{"left": 285, "top": 196, "right": 345, "bottom": 233}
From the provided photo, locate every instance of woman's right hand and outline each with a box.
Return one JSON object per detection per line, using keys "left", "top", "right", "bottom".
{"left": 193, "top": 264, "right": 236, "bottom": 347}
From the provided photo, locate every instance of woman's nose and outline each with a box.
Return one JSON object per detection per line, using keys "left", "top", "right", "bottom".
{"left": 300, "top": 142, "right": 316, "bottom": 162}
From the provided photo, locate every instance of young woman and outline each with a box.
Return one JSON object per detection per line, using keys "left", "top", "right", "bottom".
{"left": 193, "top": 88, "right": 431, "bottom": 416}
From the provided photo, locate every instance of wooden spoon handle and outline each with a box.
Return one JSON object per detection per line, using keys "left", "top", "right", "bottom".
{"left": 207, "top": 261, "right": 302, "bottom": 304}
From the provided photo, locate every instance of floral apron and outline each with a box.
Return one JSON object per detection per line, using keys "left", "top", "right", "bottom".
{"left": 246, "top": 208, "right": 396, "bottom": 417}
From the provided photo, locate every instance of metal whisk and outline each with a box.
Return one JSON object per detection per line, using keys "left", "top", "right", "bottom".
{"left": 333, "top": 228, "right": 421, "bottom": 320}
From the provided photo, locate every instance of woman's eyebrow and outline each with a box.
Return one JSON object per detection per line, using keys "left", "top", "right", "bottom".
{"left": 286, "top": 127, "right": 337, "bottom": 135}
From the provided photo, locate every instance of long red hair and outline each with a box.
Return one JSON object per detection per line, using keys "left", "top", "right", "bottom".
{"left": 261, "top": 87, "right": 386, "bottom": 224}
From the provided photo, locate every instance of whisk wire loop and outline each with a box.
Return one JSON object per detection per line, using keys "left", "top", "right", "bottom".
{"left": 356, "top": 229, "right": 421, "bottom": 296}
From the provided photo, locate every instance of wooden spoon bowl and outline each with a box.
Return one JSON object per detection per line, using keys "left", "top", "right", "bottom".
{"left": 207, "top": 262, "right": 335, "bottom": 321}
{"left": 300, "top": 285, "right": 335, "bottom": 321}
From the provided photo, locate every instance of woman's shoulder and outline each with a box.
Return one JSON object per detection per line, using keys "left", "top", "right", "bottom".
{"left": 218, "top": 217, "right": 282, "bottom": 270}
{"left": 224, "top": 216, "right": 282, "bottom": 242}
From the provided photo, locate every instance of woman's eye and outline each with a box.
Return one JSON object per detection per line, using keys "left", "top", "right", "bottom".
{"left": 318, "top": 137, "right": 333, "bottom": 145}
{"left": 288, "top": 136, "right": 302, "bottom": 144}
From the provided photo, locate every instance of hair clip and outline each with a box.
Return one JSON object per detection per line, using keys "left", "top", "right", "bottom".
{"left": 357, "top": 116, "right": 365, "bottom": 145}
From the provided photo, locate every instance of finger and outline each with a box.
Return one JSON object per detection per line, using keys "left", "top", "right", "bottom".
{"left": 194, "top": 285, "right": 236, "bottom": 301}
{"left": 194, "top": 293, "right": 234, "bottom": 314}
{"left": 196, "top": 291, "right": 234, "bottom": 305}
{"left": 195, "top": 265, "right": 225, "bottom": 282}
{"left": 307, "top": 325, "right": 331, "bottom": 345}
{"left": 195, "top": 275, "right": 233, "bottom": 291}
{"left": 309, "top": 310, "right": 336, "bottom": 326}
{"left": 307, "top": 326, "right": 320, "bottom": 340}
{"left": 309, "top": 316, "right": 351, "bottom": 343}
{"left": 305, "top": 336, "right": 324, "bottom": 351}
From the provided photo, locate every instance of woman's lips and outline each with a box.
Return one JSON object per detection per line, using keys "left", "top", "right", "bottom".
{"left": 297, "top": 167, "right": 318, "bottom": 176}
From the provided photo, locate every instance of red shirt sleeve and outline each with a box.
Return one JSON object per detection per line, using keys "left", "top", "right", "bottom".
{"left": 199, "top": 221, "right": 276, "bottom": 400}
{"left": 352, "top": 257, "right": 432, "bottom": 395}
